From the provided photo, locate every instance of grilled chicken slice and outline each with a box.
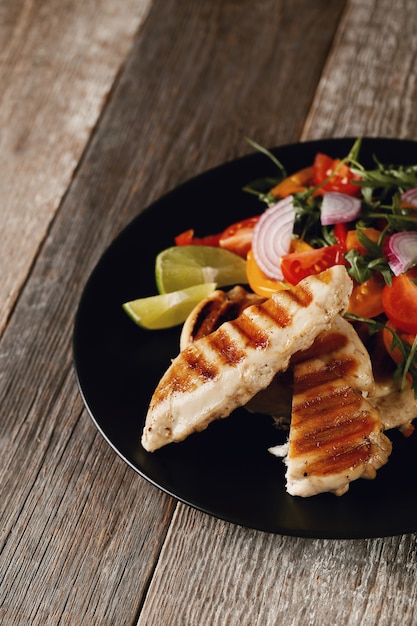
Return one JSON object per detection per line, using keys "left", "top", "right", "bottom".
{"left": 141, "top": 266, "right": 352, "bottom": 452}
{"left": 270, "top": 316, "right": 392, "bottom": 496}
{"left": 180, "top": 285, "right": 265, "bottom": 351}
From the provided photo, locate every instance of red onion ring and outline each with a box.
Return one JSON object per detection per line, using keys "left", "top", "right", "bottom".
{"left": 251, "top": 196, "right": 295, "bottom": 280}
{"left": 401, "top": 188, "right": 417, "bottom": 207}
{"left": 320, "top": 192, "right": 361, "bottom": 226}
{"left": 386, "top": 231, "right": 417, "bottom": 276}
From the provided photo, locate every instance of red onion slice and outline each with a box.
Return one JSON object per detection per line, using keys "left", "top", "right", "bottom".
{"left": 401, "top": 188, "right": 417, "bottom": 207}
{"left": 252, "top": 196, "right": 296, "bottom": 280}
{"left": 320, "top": 191, "right": 361, "bottom": 226}
{"left": 386, "top": 231, "right": 417, "bottom": 276}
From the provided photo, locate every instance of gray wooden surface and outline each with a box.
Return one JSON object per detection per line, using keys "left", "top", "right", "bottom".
{"left": 2, "top": 0, "right": 417, "bottom": 624}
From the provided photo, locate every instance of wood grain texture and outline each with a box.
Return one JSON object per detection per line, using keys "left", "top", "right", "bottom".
{"left": 302, "top": 0, "right": 417, "bottom": 141}
{"left": 138, "top": 506, "right": 417, "bottom": 626}
{"left": 0, "top": 0, "right": 152, "bottom": 337}
{"left": 0, "top": 0, "right": 347, "bottom": 623}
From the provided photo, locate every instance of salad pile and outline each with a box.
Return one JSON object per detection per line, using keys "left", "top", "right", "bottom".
{"left": 172, "top": 138, "right": 417, "bottom": 399}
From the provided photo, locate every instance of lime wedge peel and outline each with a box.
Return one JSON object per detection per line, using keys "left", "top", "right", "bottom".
{"left": 123, "top": 283, "right": 217, "bottom": 330}
{"left": 155, "top": 245, "right": 248, "bottom": 294}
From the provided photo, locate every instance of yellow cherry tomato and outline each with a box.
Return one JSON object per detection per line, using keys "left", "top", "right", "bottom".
{"left": 246, "top": 249, "right": 288, "bottom": 297}
{"left": 270, "top": 166, "right": 313, "bottom": 198}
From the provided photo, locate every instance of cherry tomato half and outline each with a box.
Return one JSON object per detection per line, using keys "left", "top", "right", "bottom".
{"left": 382, "top": 268, "right": 417, "bottom": 334}
{"left": 346, "top": 274, "right": 385, "bottom": 319}
{"left": 218, "top": 216, "right": 260, "bottom": 258}
{"left": 345, "top": 227, "right": 384, "bottom": 255}
{"left": 246, "top": 249, "right": 287, "bottom": 297}
{"left": 280, "top": 244, "right": 345, "bottom": 285}
{"left": 313, "top": 153, "right": 362, "bottom": 197}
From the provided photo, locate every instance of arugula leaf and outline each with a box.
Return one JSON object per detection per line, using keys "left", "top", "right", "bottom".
{"left": 350, "top": 158, "right": 417, "bottom": 195}
{"left": 245, "top": 138, "right": 287, "bottom": 178}
{"left": 344, "top": 227, "right": 393, "bottom": 285}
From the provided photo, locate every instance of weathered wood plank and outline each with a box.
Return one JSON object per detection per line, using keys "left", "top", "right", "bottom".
{"left": 302, "top": 0, "right": 417, "bottom": 141}
{"left": 137, "top": 0, "right": 417, "bottom": 625}
{"left": 0, "top": 0, "right": 152, "bottom": 337}
{"left": 0, "top": 0, "right": 347, "bottom": 623}
{"left": 137, "top": 506, "right": 417, "bottom": 626}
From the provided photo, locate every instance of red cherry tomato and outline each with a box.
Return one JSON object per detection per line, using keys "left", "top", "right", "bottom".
{"left": 382, "top": 268, "right": 417, "bottom": 334}
{"left": 218, "top": 216, "right": 260, "bottom": 258}
{"left": 313, "top": 153, "right": 362, "bottom": 196}
{"left": 280, "top": 244, "right": 345, "bottom": 285}
{"left": 175, "top": 229, "right": 221, "bottom": 247}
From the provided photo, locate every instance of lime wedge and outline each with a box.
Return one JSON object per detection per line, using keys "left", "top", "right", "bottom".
{"left": 155, "top": 245, "right": 247, "bottom": 294}
{"left": 123, "top": 283, "right": 217, "bottom": 330}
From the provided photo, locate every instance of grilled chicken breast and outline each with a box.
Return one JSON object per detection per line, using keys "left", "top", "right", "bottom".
{"left": 270, "top": 316, "right": 392, "bottom": 496}
{"left": 142, "top": 265, "right": 352, "bottom": 452}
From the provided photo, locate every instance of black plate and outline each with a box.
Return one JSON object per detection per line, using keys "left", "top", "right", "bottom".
{"left": 73, "top": 137, "right": 417, "bottom": 539}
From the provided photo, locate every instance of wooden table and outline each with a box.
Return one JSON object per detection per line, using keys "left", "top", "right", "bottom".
{"left": 2, "top": 0, "right": 417, "bottom": 623}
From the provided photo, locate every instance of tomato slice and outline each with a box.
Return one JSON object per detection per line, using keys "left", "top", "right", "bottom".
{"left": 218, "top": 216, "right": 260, "bottom": 258}
{"left": 345, "top": 227, "right": 383, "bottom": 254}
{"left": 175, "top": 229, "right": 221, "bottom": 247}
{"left": 270, "top": 166, "right": 313, "bottom": 198}
{"left": 280, "top": 244, "right": 345, "bottom": 285}
{"left": 246, "top": 249, "right": 287, "bottom": 297}
{"left": 346, "top": 274, "right": 385, "bottom": 318}
{"left": 313, "top": 153, "right": 362, "bottom": 197}
{"left": 382, "top": 268, "right": 417, "bottom": 334}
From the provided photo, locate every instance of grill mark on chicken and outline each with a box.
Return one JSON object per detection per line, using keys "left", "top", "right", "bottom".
{"left": 229, "top": 313, "right": 270, "bottom": 349}
{"left": 151, "top": 345, "right": 218, "bottom": 403}
{"left": 303, "top": 441, "right": 374, "bottom": 477}
{"left": 294, "top": 382, "right": 357, "bottom": 414}
{"left": 258, "top": 298, "right": 293, "bottom": 328}
{"left": 292, "top": 385, "right": 375, "bottom": 453}
{"left": 182, "top": 346, "right": 219, "bottom": 381}
{"left": 208, "top": 328, "right": 246, "bottom": 365}
{"left": 294, "top": 357, "right": 357, "bottom": 393}
{"left": 285, "top": 283, "right": 313, "bottom": 308}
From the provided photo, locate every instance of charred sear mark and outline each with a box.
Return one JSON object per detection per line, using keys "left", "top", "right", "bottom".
{"left": 208, "top": 328, "right": 245, "bottom": 365}
{"left": 301, "top": 442, "right": 373, "bottom": 477}
{"left": 294, "top": 357, "right": 358, "bottom": 393}
{"left": 183, "top": 347, "right": 219, "bottom": 381}
{"left": 230, "top": 314, "right": 270, "bottom": 349}
{"left": 285, "top": 284, "right": 313, "bottom": 308}
{"left": 257, "top": 299, "right": 292, "bottom": 328}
